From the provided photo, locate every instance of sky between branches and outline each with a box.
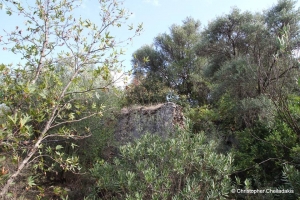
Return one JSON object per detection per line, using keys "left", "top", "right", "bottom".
{"left": 1, "top": 0, "right": 299, "bottom": 87}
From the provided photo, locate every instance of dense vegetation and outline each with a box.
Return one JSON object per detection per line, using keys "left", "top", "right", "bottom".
{"left": 0, "top": 0, "right": 300, "bottom": 199}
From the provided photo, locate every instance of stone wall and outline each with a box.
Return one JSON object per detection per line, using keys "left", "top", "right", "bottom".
{"left": 114, "top": 102, "right": 184, "bottom": 144}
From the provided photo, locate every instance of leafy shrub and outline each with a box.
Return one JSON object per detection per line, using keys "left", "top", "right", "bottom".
{"left": 231, "top": 119, "right": 299, "bottom": 192}
{"left": 281, "top": 164, "right": 300, "bottom": 199}
{"left": 89, "top": 120, "right": 234, "bottom": 199}
{"left": 124, "top": 78, "right": 171, "bottom": 106}
{"left": 185, "top": 105, "right": 218, "bottom": 133}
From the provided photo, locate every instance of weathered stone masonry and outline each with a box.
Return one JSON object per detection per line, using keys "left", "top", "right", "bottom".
{"left": 114, "top": 102, "right": 184, "bottom": 144}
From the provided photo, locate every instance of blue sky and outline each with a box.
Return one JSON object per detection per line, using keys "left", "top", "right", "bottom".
{"left": 107, "top": 0, "right": 300, "bottom": 69}
{"left": 118, "top": 0, "right": 300, "bottom": 70}
{"left": 1, "top": 0, "right": 299, "bottom": 76}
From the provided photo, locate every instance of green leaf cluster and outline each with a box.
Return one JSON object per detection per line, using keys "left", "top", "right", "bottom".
{"left": 90, "top": 120, "right": 234, "bottom": 199}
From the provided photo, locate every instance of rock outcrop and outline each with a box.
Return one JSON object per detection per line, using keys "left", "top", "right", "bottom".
{"left": 115, "top": 102, "right": 184, "bottom": 144}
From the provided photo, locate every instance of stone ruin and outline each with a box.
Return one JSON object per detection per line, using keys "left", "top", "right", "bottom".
{"left": 114, "top": 102, "right": 184, "bottom": 144}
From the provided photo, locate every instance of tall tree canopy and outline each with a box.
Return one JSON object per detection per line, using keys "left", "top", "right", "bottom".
{"left": 129, "top": 17, "right": 208, "bottom": 105}
{"left": 197, "top": 1, "right": 300, "bottom": 100}
{"left": 126, "top": 2, "right": 300, "bottom": 195}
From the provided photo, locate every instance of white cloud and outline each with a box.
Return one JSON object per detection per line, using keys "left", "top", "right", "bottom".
{"left": 144, "top": 0, "right": 160, "bottom": 6}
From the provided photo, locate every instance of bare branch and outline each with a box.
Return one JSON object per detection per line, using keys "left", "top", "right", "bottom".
{"left": 50, "top": 112, "right": 99, "bottom": 129}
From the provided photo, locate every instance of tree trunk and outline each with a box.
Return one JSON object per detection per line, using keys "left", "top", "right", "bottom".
{"left": 0, "top": 127, "right": 48, "bottom": 197}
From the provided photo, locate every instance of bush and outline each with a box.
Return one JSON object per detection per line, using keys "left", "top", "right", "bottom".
{"left": 89, "top": 120, "right": 234, "bottom": 199}
{"left": 280, "top": 164, "right": 300, "bottom": 199}
{"left": 124, "top": 78, "right": 171, "bottom": 106}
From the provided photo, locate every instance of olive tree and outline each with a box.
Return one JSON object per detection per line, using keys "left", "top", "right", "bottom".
{"left": 130, "top": 17, "right": 208, "bottom": 106}
{"left": 0, "top": 0, "right": 142, "bottom": 197}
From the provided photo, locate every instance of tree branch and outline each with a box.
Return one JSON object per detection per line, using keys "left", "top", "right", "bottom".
{"left": 50, "top": 112, "right": 99, "bottom": 129}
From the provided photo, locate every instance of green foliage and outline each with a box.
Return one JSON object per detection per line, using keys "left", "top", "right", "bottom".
{"left": 198, "top": 1, "right": 299, "bottom": 101}
{"left": 124, "top": 77, "right": 171, "bottom": 106}
{"left": 123, "top": 1, "right": 300, "bottom": 198}
{"left": 184, "top": 105, "right": 218, "bottom": 133}
{"left": 125, "top": 2, "right": 300, "bottom": 199}
{"left": 211, "top": 58, "right": 257, "bottom": 101}
{"left": 232, "top": 119, "right": 298, "bottom": 191}
{"left": 279, "top": 164, "right": 300, "bottom": 199}
{"left": 0, "top": 0, "right": 142, "bottom": 197}
{"left": 76, "top": 88, "right": 123, "bottom": 168}
{"left": 129, "top": 17, "right": 208, "bottom": 106}
{"left": 1, "top": 0, "right": 298, "bottom": 198}
{"left": 198, "top": 8, "right": 259, "bottom": 78}
{"left": 265, "top": 0, "right": 300, "bottom": 38}
{"left": 194, "top": 2, "right": 300, "bottom": 191}
{"left": 276, "top": 94, "right": 300, "bottom": 134}
{"left": 89, "top": 121, "right": 234, "bottom": 199}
